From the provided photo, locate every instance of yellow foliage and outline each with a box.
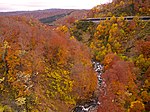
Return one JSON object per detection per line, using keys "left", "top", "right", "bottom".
{"left": 110, "top": 16, "right": 117, "bottom": 23}
{"left": 70, "top": 36, "right": 75, "bottom": 40}
{"left": 128, "top": 100, "right": 145, "bottom": 112}
{"left": 0, "top": 105, "right": 4, "bottom": 112}
{"left": 119, "top": 1, "right": 125, "bottom": 6}
{"left": 141, "top": 91, "right": 150, "bottom": 101}
{"left": 3, "top": 41, "right": 11, "bottom": 49}
{"left": 90, "top": 42, "right": 95, "bottom": 49}
{"left": 44, "top": 66, "right": 74, "bottom": 104}
{"left": 57, "top": 25, "right": 68, "bottom": 33}
{"left": 15, "top": 97, "right": 26, "bottom": 106}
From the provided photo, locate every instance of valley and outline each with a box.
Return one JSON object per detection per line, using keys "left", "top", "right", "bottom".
{"left": 0, "top": 0, "right": 150, "bottom": 112}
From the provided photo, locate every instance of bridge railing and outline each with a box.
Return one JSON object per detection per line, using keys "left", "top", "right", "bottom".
{"left": 80, "top": 16, "right": 150, "bottom": 23}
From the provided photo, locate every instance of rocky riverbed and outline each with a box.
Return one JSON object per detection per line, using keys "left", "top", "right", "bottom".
{"left": 72, "top": 61, "right": 104, "bottom": 112}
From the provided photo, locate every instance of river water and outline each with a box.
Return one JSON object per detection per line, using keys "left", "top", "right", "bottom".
{"left": 72, "top": 61, "right": 104, "bottom": 112}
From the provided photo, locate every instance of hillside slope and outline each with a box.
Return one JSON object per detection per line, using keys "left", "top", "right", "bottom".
{"left": 69, "top": 0, "right": 150, "bottom": 111}
{"left": 88, "top": 0, "right": 150, "bottom": 17}
{"left": 0, "top": 16, "right": 97, "bottom": 112}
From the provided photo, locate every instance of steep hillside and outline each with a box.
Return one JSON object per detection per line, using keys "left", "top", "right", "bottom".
{"left": 0, "top": 16, "right": 97, "bottom": 112}
{"left": 69, "top": 0, "right": 150, "bottom": 112}
{"left": 88, "top": 0, "right": 150, "bottom": 17}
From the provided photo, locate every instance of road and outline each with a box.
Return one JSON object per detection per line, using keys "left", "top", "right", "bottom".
{"left": 81, "top": 16, "right": 150, "bottom": 23}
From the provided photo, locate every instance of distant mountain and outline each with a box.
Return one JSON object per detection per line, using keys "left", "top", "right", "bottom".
{"left": 53, "top": 10, "right": 88, "bottom": 26}
{"left": 0, "top": 9, "right": 89, "bottom": 25}
{"left": 0, "top": 9, "right": 75, "bottom": 19}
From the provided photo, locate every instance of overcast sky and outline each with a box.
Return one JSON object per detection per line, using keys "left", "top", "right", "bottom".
{"left": 0, "top": 0, "right": 111, "bottom": 12}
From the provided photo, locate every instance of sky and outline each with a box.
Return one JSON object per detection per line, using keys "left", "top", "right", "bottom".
{"left": 0, "top": 0, "right": 111, "bottom": 12}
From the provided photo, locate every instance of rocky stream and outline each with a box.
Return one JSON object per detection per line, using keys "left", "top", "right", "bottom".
{"left": 72, "top": 61, "right": 104, "bottom": 112}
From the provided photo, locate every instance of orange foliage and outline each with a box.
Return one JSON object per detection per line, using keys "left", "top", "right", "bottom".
{"left": 0, "top": 16, "right": 97, "bottom": 111}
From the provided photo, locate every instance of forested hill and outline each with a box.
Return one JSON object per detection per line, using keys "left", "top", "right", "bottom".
{"left": 0, "top": 16, "right": 97, "bottom": 111}
{"left": 70, "top": 0, "right": 150, "bottom": 111}
{"left": 88, "top": 0, "right": 150, "bottom": 17}
{"left": 39, "top": 10, "right": 88, "bottom": 25}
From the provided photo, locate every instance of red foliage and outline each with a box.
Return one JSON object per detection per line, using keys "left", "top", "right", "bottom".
{"left": 136, "top": 41, "right": 150, "bottom": 58}
{"left": 98, "top": 54, "right": 138, "bottom": 112}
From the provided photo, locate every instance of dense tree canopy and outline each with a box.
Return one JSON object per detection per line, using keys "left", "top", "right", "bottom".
{"left": 70, "top": 1, "right": 150, "bottom": 111}
{"left": 0, "top": 16, "right": 97, "bottom": 111}
{"left": 0, "top": 0, "right": 149, "bottom": 111}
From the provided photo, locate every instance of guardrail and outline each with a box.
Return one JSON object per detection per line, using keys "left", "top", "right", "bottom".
{"left": 81, "top": 16, "right": 150, "bottom": 23}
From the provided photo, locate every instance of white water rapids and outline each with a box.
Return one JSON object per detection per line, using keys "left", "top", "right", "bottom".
{"left": 72, "top": 61, "right": 104, "bottom": 112}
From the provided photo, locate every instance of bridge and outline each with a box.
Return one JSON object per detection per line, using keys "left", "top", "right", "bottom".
{"left": 81, "top": 16, "right": 150, "bottom": 23}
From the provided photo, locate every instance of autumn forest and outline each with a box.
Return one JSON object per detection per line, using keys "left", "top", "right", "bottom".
{"left": 0, "top": 0, "right": 150, "bottom": 112}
